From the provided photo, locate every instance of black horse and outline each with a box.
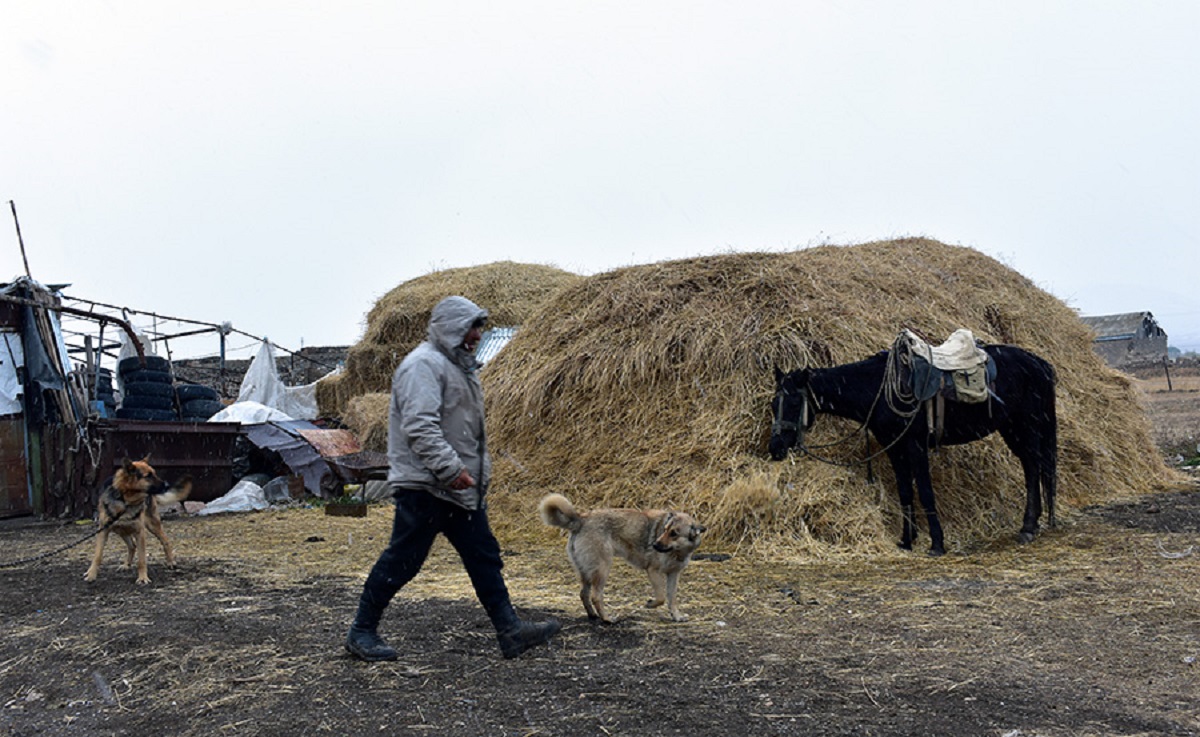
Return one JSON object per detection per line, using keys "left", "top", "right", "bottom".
{"left": 769, "top": 344, "right": 1057, "bottom": 555}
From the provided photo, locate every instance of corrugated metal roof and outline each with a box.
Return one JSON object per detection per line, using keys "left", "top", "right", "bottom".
{"left": 476, "top": 327, "right": 516, "bottom": 364}
{"left": 243, "top": 421, "right": 330, "bottom": 495}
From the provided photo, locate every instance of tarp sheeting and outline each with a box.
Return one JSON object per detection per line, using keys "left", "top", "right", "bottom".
{"left": 239, "top": 421, "right": 386, "bottom": 497}
{"left": 237, "top": 341, "right": 322, "bottom": 420}
{"left": 210, "top": 401, "right": 294, "bottom": 424}
{"left": 0, "top": 331, "right": 25, "bottom": 415}
{"left": 242, "top": 420, "right": 330, "bottom": 496}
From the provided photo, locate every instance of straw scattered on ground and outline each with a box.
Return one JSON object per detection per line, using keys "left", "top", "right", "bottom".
{"left": 1, "top": 483, "right": 1198, "bottom": 736}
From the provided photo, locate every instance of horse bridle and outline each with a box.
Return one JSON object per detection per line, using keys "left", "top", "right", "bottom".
{"left": 772, "top": 382, "right": 815, "bottom": 448}
{"left": 773, "top": 372, "right": 921, "bottom": 470}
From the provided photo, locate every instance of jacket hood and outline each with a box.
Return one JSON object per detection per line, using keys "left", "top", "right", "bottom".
{"left": 428, "top": 296, "right": 488, "bottom": 369}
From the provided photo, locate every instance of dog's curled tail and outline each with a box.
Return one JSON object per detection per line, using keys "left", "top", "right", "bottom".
{"left": 539, "top": 493, "right": 584, "bottom": 533}
{"left": 156, "top": 475, "right": 193, "bottom": 505}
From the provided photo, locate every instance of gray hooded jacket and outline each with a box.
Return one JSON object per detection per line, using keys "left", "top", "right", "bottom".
{"left": 387, "top": 296, "right": 491, "bottom": 510}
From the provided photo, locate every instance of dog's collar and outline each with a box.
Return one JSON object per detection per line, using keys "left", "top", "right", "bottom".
{"left": 104, "top": 495, "right": 146, "bottom": 521}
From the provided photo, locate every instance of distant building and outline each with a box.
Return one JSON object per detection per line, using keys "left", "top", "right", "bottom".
{"left": 1079, "top": 311, "right": 1168, "bottom": 368}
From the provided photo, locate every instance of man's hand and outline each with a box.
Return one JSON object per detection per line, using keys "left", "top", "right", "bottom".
{"left": 449, "top": 469, "right": 476, "bottom": 491}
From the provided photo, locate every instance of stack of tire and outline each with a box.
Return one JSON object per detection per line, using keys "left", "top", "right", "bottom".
{"left": 115, "top": 355, "right": 178, "bottom": 422}
{"left": 85, "top": 367, "right": 117, "bottom": 417}
{"left": 176, "top": 383, "right": 224, "bottom": 422}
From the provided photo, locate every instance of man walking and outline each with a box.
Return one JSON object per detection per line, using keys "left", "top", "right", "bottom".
{"left": 345, "top": 295, "right": 560, "bottom": 660}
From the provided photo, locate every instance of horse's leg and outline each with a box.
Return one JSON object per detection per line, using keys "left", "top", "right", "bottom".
{"left": 1016, "top": 453, "right": 1042, "bottom": 544}
{"left": 909, "top": 447, "right": 945, "bottom": 556}
{"left": 887, "top": 450, "right": 918, "bottom": 551}
{"left": 1003, "top": 425, "right": 1052, "bottom": 543}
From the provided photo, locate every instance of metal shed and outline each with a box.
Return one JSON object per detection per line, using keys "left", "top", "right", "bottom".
{"left": 1079, "top": 311, "right": 1168, "bottom": 368}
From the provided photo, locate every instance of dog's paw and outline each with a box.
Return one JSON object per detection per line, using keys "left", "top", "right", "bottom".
{"left": 669, "top": 612, "right": 689, "bottom": 622}
{"left": 644, "top": 598, "right": 664, "bottom": 609}
{"left": 83, "top": 570, "right": 98, "bottom": 582}
{"left": 135, "top": 575, "right": 151, "bottom": 585}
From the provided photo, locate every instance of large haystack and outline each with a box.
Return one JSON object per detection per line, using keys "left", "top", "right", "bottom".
{"left": 316, "top": 261, "right": 581, "bottom": 420}
{"left": 482, "top": 238, "right": 1180, "bottom": 558}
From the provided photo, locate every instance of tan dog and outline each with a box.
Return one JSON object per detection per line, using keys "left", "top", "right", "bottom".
{"left": 84, "top": 457, "right": 192, "bottom": 585}
{"left": 539, "top": 493, "right": 706, "bottom": 622}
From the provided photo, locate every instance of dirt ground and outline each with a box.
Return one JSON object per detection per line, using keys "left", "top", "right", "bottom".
{"left": 2, "top": 377, "right": 1200, "bottom": 736}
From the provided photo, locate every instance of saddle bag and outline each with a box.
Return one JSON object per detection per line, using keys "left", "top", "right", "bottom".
{"left": 900, "top": 328, "right": 994, "bottom": 405}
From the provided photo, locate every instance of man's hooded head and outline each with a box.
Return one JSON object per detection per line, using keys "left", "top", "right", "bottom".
{"left": 428, "top": 296, "right": 488, "bottom": 369}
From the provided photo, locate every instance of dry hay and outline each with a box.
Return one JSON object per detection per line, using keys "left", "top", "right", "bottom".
{"left": 315, "top": 261, "right": 581, "bottom": 416}
{"left": 341, "top": 392, "right": 390, "bottom": 453}
{"left": 478, "top": 238, "right": 1182, "bottom": 558}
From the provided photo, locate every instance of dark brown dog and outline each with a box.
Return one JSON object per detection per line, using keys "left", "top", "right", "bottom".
{"left": 539, "top": 493, "right": 706, "bottom": 622}
{"left": 84, "top": 456, "right": 192, "bottom": 585}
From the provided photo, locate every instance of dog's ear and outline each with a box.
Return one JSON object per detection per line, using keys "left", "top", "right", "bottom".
{"left": 141, "top": 453, "right": 152, "bottom": 464}
{"left": 121, "top": 457, "right": 136, "bottom": 472}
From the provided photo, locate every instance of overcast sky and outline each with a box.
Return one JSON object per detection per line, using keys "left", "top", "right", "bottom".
{"left": 3, "top": 1, "right": 1199, "bottom": 358}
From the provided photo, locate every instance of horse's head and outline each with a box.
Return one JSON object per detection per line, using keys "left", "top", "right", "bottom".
{"left": 769, "top": 366, "right": 815, "bottom": 461}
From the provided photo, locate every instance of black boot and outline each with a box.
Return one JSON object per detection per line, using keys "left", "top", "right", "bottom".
{"left": 345, "top": 625, "right": 399, "bottom": 661}
{"left": 347, "top": 584, "right": 400, "bottom": 661}
{"left": 497, "top": 619, "right": 562, "bottom": 659}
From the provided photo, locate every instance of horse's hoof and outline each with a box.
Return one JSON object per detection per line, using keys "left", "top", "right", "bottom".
{"left": 1017, "top": 531, "right": 1036, "bottom": 544}
{"left": 897, "top": 540, "right": 913, "bottom": 551}
{"left": 927, "top": 547, "right": 946, "bottom": 557}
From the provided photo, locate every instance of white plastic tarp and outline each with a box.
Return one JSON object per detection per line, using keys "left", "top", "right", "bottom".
{"left": 209, "top": 400, "right": 294, "bottom": 424}
{"left": 0, "top": 331, "right": 25, "bottom": 415}
{"left": 195, "top": 479, "right": 269, "bottom": 515}
{"left": 236, "top": 341, "right": 321, "bottom": 420}
{"left": 117, "top": 328, "right": 154, "bottom": 364}
{"left": 116, "top": 327, "right": 161, "bottom": 391}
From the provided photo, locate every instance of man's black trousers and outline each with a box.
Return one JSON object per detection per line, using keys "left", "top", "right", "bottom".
{"left": 353, "top": 488, "right": 516, "bottom": 631}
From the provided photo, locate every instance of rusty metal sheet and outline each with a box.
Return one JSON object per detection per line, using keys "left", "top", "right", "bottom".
{"left": 294, "top": 428, "right": 386, "bottom": 485}
{"left": 101, "top": 419, "right": 243, "bottom": 503}
{"left": 296, "top": 428, "right": 362, "bottom": 458}
{"left": 0, "top": 415, "right": 31, "bottom": 518}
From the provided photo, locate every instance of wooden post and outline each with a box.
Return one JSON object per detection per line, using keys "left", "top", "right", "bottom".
{"left": 219, "top": 329, "right": 227, "bottom": 396}
{"left": 1163, "top": 355, "right": 1173, "bottom": 392}
{"left": 9, "top": 200, "right": 32, "bottom": 279}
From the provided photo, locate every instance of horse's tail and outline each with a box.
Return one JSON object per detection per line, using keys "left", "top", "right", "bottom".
{"left": 1043, "top": 430, "right": 1058, "bottom": 528}
{"left": 1042, "top": 361, "right": 1059, "bottom": 528}
{"left": 539, "top": 493, "right": 585, "bottom": 533}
